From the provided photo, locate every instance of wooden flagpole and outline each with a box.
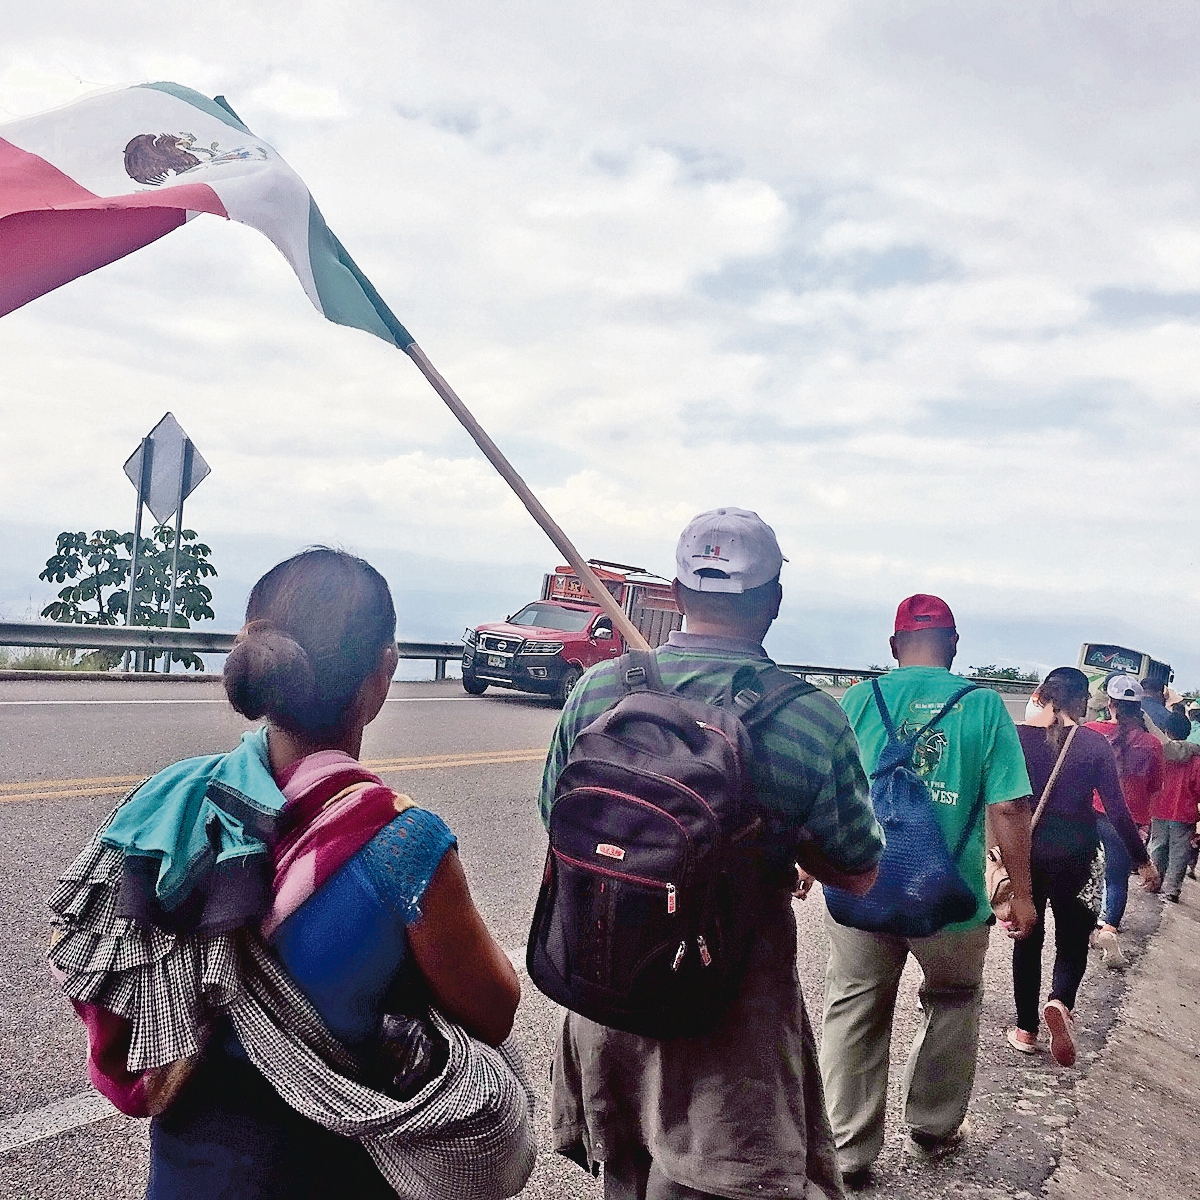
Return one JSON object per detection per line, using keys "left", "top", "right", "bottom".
{"left": 404, "top": 342, "right": 651, "bottom": 652}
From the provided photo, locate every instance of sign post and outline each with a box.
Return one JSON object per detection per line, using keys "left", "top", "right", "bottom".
{"left": 122, "top": 437, "right": 153, "bottom": 671}
{"left": 121, "top": 414, "right": 210, "bottom": 672}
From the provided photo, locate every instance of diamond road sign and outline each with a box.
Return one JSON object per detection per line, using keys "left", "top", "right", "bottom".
{"left": 123, "top": 412, "right": 210, "bottom": 523}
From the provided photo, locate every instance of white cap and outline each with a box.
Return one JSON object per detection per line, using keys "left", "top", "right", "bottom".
{"left": 1106, "top": 673, "right": 1145, "bottom": 702}
{"left": 675, "top": 507, "right": 787, "bottom": 594}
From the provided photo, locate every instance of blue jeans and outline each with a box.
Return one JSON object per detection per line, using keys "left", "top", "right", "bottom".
{"left": 1097, "top": 817, "right": 1132, "bottom": 928}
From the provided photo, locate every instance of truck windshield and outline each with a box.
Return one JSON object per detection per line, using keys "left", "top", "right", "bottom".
{"left": 508, "top": 603, "right": 595, "bottom": 632}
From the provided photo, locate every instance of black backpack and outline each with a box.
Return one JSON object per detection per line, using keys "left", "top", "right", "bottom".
{"left": 527, "top": 649, "right": 816, "bottom": 1039}
{"left": 823, "top": 680, "right": 982, "bottom": 938}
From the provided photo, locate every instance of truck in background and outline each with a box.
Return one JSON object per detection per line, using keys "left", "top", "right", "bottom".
{"left": 1077, "top": 641, "right": 1173, "bottom": 720}
{"left": 461, "top": 561, "right": 682, "bottom": 703}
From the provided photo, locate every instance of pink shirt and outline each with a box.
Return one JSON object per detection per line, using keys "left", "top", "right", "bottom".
{"left": 1152, "top": 755, "right": 1200, "bottom": 825}
{"left": 1085, "top": 721, "right": 1163, "bottom": 825}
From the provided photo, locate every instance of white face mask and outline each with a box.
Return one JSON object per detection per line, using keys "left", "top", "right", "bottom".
{"left": 1025, "top": 694, "right": 1078, "bottom": 727}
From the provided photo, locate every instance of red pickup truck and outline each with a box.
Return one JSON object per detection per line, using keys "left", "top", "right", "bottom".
{"left": 461, "top": 561, "right": 682, "bottom": 703}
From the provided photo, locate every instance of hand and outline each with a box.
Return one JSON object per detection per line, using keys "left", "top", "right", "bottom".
{"left": 1138, "top": 861, "right": 1161, "bottom": 893}
{"left": 1006, "top": 894, "right": 1038, "bottom": 940}
{"left": 793, "top": 868, "right": 816, "bottom": 901}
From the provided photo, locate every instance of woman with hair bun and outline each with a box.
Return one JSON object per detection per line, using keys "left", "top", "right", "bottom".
{"left": 50, "top": 549, "right": 527, "bottom": 1200}
{"left": 1010, "top": 667, "right": 1156, "bottom": 1068}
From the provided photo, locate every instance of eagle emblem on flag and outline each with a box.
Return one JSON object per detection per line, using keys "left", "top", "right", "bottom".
{"left": 124, "top": 131, "right": 268, "bottom": 186}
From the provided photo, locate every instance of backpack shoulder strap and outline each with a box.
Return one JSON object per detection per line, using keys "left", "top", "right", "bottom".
{"left": 871, "top": 678, "right": 898, "bottom": 741}
{"left": 913, "top": 684, "right": 981, "bottom": 743}
{"left": 618, "top": 649, "right": 665, "bottom": 695}
{"left": 727, "top": 663, "right": 818, "bottom": 733}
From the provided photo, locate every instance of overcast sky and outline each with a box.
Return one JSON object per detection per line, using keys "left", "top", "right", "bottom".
{"left": 2, "top": 2, "right": 1198, "bottom": 684}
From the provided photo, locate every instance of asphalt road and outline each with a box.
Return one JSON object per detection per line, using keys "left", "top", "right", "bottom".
{"left": 0, "top": 677, "right": 1158, "bottom": 1199}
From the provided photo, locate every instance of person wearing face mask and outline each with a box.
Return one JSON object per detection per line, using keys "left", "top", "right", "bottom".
{"left": 1011, "top": 669, "right": 1158, "bottom": 1067}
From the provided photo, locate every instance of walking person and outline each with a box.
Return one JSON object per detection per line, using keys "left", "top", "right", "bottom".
{"left": 540, "top": 508, "right": 885, "bottom": 1200}
{"left": 1085, "top": 674, "right": 1164, "bottom": 954}
{"left": 1187, "top": 701, "right": 1200, "bottom": 746}
{"left": 1138, "top": 676, "right": 1192, "bottom": 741}
{"left": 1010, "top": 668, "right": 1157, "bottom": 1066}
{"left": 819, "top": 595, "right": 1036, "bottom": 1182}
{"left": 1186, "top": 703, "right": 1200, "bottom": 880}
{"left": 1147, "top": 718, "right": 1200, "bottom": 903}
{"left": 49, "top": 549, "right": 532, "bottom": 1200}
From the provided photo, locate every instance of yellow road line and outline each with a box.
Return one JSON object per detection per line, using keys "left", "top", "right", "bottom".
{"left": 0, "top": 748, "right": 548, "bottom": 807}
{"left": 0, "top": 784, "right": 135, "bottom": 805}
{"left": 0, "top": 773, "right": 145, "bottom": 793}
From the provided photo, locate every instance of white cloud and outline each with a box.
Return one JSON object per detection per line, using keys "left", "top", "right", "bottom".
{"left": 249, "top": 74, "right": 353, "bottom": 122}
{"left": 2, "top": 1, "right": 1200, "bottom": 683}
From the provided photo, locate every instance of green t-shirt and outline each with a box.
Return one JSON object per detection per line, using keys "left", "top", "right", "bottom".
{"left": 840, "top": 666, "right": 1032, "bottom": 930}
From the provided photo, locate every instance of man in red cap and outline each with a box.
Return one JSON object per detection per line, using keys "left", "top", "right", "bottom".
{"left": 815, "top": 594, "right": 1036, "bottom": 1186}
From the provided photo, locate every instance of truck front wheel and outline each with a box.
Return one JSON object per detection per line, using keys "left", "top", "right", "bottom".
{"left": 462, "top": 673, "right": 488, "bottom": 696}
{"left": 554, "top": 666, "right": 582, "bottom": 706}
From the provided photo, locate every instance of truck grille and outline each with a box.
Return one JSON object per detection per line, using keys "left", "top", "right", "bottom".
{"left": 521, "top": 641, "right": 564, "bottom": 655}
{"left": 478, "top": 635, "right": 522, "bottom": 654}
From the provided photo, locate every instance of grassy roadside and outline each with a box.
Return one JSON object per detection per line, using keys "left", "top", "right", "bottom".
{"left": 0, "top": 647, "right": 115, "bottom": 672}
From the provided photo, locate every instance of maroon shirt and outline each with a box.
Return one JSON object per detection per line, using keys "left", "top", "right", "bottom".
{"left": 1017, "top": 724, "right": 1147, "bottom": 864}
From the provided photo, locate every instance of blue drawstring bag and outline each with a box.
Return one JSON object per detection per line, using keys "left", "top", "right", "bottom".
{"left": 825, "top": 680, "right": 982, "bottom": 938}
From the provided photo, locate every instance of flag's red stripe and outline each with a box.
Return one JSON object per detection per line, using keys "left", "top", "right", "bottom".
{"left": 0, "top": 137, "right": 227, "bottom": 219}
{"left": 53, "top": 181, "right": 226, "bottom": 216}
{"left": 0, "top": 137, "right": 97, "bottom": 216}
{"left": 0, "top": 136, "right": 229, "bottom": 316}
{"left": 0, "top": 207, "right": 186, "bottom": 317}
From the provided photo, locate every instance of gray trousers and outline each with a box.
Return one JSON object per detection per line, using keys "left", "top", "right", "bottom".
{"left": 819, "top": 913, "right": 991, "bottom": 1174}
{"left": 1148, "top": 819, "right": 1195, "bottom": 899}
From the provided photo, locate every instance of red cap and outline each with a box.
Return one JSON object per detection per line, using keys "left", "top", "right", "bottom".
{"left": 894, "top": 594, "right": 956, "bottom": 634}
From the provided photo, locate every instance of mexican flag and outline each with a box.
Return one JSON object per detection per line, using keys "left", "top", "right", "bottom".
{"left": 0, "top": 81, "right": 412, "bottom": 347}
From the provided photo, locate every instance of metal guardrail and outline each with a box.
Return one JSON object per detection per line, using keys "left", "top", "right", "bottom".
{"left": 1, "top": 624, "right": 1037, "bottom": 690}
{"left": 0, "top": 622, "right": 464, "bottom": 680}
{"left": 777, "top": 663, "right": 887, "bottom": 685}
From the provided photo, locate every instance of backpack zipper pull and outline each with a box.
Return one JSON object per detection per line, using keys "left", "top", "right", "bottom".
{"left": 697, "top": 935, "right": 712, "bottom": 967}
{"left": 666, "top": 883, "right": 677, "bottom": 914}
{"left": 672, "top": 940, "right": 687, "bottom": 971}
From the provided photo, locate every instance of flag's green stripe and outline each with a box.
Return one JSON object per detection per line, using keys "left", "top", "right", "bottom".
{"left": 307, "top": 198, "right": 415, "bottom": 349}
{"left": 139, "top": 81, "right": 414, "bottom": 350}
{"left": 139, "top": 83, "right": 253, "bottom": 135}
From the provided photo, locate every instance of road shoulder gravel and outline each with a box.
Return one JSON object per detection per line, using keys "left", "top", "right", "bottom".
{"left": 1046, "top": 885, "right": 1199, "bottom": 1200}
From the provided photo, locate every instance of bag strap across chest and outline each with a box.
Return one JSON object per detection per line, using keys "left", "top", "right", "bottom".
{"left": 870, "top": 678, "right": 984, "bottom": 860}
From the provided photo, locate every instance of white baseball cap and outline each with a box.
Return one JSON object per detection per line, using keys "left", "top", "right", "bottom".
{"left": 675, "top": 507, "right": 787, "bottom": 593}
{"left": 1106, "top": 673, "right": 1145, "bottom": 702}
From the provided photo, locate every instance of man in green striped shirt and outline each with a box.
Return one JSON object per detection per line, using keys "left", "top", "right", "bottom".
{"left": 541, "top": 508, "right": 885, "bottom": 1200}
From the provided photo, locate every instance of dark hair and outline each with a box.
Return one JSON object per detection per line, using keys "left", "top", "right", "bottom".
{"left": 223, "top": 548, "right": 396, "bottom": 740}
{"left": 1110, "top": 698, "right": 1146, "bottom": 772}
{"left": 1037, "top": 666, "right": 1089, "bottom": 750}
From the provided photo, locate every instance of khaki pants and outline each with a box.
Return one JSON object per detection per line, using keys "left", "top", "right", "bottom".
{"left": 818, "top": 912, "right": 991, "bottom": 1174}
